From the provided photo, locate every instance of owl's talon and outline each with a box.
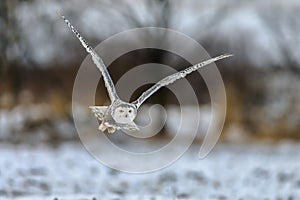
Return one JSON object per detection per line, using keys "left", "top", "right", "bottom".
{"left": 107, "top": 127, "right": 116, "bottom": 133}
{"left": 98, "top": 123, "right": 107, "bottom": 132}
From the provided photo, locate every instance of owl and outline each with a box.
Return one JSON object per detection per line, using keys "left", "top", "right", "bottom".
{"left": 60, "top": 14, "right": 233, "bottom": 133}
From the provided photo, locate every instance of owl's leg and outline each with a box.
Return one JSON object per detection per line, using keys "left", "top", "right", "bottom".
{"left": 107, "top": 127, "right": 116, "bottom": 133}
{"left": 98, "top": 123, "right": 107, "bottom": 132}
{"left": 103, "top": 122, "right": 117, "bottom": 133}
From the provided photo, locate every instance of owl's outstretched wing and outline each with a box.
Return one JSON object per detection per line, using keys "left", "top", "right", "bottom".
{"left": 89, "top": 106, "right": 108, "bottom": 121}
{"left": 132, "top": 54, "right": 233, "bottom": 108}
{"left": 60, "top": 14, "right": 119, "bottom": 102}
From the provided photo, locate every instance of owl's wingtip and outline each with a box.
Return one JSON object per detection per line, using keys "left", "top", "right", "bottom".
{"left": 56, "top": 10, "right": 64, "bottom": 18}
{"left": 223, "top": 53, "right": 234, "bottom": 58}
{"left": 88, "top": 106, "right": 95, "bottom": 111}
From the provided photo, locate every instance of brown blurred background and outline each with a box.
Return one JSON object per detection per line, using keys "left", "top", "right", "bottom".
{"left": 0, "top": 0, "right": 299, "bottom": 144}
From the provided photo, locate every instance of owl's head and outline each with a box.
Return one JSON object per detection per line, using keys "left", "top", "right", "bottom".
{"left": 111, "top": 103, "right": 137, "bottom": 124}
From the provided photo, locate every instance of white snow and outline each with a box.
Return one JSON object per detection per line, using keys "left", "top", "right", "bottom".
{"left": 0, "top": 142, "right": 299, "bottom": 199}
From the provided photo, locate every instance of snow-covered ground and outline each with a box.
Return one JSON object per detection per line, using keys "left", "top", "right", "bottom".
{"left": 1, "top": 141, "right": 300, "bottom": 199}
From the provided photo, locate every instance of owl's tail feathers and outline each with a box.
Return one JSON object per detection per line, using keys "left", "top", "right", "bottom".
{"left": 89, "top": 106, "right": 108, "bottom": 120}
{"left": 122, "top": 121, "right": 140, "bottom": 132}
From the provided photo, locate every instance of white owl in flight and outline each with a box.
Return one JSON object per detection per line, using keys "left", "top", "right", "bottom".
{"left": 60, "top": 14, "right": 233, "bottom": 133}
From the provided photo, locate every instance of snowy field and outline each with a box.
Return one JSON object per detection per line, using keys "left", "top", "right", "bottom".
{"left": 1, "top": 141, "right": 300, "bottom": 199}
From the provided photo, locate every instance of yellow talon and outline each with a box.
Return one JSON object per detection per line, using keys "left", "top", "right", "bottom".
{"left": 98, "top": 123, "right": 107, "bottom": 132}
{"left": 107, "top": 127, "right": 116, "bottom": 133}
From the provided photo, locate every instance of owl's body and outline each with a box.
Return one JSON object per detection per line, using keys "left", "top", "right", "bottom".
{"left": 60, "top": 14, "right": 232, "bottom": 133}
{"left": 90, "top": 100, "right": 138, "bottom": 133}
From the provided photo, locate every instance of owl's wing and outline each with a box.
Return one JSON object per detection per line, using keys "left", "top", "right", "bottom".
{"left": 89, "top": 106, "right": 109, "bottom": 121}
{"left": 60, "top": 14, "right": 119, "bottom": 102}
{"left": 132, "top": 54, "right": 233, "bottom": 108}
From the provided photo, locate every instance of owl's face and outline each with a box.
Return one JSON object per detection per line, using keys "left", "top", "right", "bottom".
{"left": 112, "top": 104, "right": 137, "bottom": 124}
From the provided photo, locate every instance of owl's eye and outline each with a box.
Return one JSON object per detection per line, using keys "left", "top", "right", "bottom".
{"left": 119, "top": 110, "right": 124, "bottom": 113}
{"left": 128, "top": 110, "right": 132, "bottom": 113}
